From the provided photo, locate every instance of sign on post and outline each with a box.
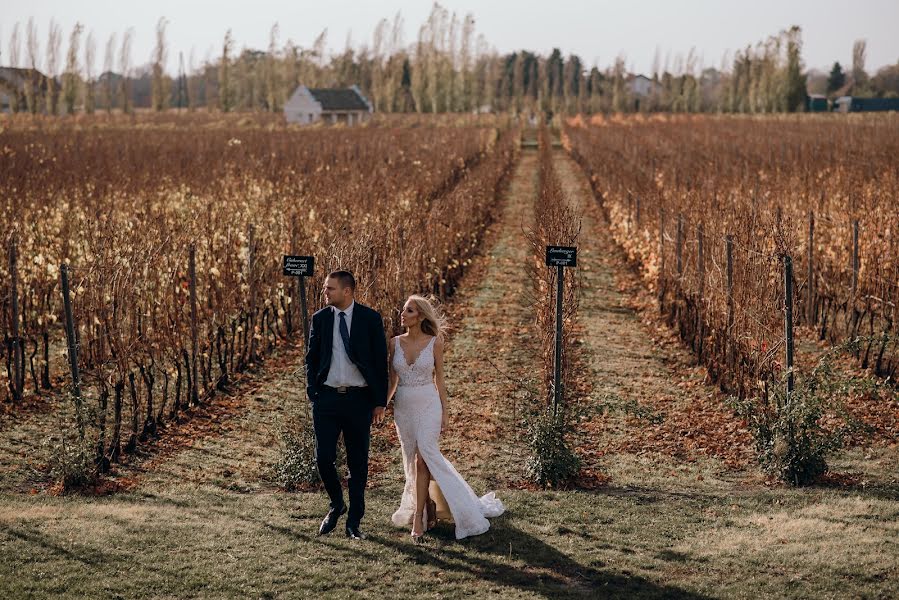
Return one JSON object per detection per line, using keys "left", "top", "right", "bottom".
{"left": 546, "top": 246, "right": 577, "bottom": 268}
{"left": 283, "top": 255, "right": 314, "bottom": 346}
{"left": 283, "top": 255, "right": 315, "bottom": 277}
{"left": 546, "top": 246, "right": 577, "bottom": 416}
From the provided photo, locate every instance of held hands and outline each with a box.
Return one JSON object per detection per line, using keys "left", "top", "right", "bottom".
{"left": 372, "top": 406, "right": 386, "bottom": 425}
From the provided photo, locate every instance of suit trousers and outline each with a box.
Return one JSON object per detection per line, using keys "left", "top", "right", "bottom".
{"left": 311, "top": 386, "right": 372, "bottom": 526}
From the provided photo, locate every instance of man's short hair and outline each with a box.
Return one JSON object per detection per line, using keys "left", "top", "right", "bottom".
{"left": 327, "top": 270, "right": 356, "bottom": 291}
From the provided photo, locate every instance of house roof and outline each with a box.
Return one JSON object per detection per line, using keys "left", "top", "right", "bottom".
{"left": 0, "top": 67, "right": 50, "bottom": 91}
{"left": 307, "top": 87, "right": 370, "bottom": 111}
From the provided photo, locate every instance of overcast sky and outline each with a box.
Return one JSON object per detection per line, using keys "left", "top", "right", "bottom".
{"left": 3, "top": 0, "right": 897, "bottom": 75}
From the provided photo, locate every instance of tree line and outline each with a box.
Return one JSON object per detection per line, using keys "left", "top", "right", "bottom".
{"left": 2, "top": 5, "right": 897, "bottom": 116}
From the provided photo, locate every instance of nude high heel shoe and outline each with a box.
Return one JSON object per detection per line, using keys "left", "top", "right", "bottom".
{"left": 426, "top": 499, "right": 438, "bottom": 531}
{"left": 411, "top": 506, "right": 426, "bottom": 541}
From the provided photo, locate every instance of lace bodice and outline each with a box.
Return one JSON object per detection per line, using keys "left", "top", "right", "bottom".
{"left": 393, "top": 336, "right": 436, "bottom": 387}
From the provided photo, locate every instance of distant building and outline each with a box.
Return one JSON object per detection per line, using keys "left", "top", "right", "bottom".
{"left": 807, "top": 94, "right": 829, "bottom": 112}
{"left": 284, "top": 85, "right": 372, "bottom": 125}
{"left": 627, "top": 74, "right": 662, "bottom": 99}
{"left": 0, "top": 67, "right": 49, "bottom": 113}
{"left": 834, "top": 96, "right": 899, "bottom": 112}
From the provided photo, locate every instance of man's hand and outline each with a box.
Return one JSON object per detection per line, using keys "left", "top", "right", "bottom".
{"left": 372, "top": 406, "right": 386, "bottom": 425}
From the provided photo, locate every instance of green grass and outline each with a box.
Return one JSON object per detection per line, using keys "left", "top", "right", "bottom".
{"left": 1, "top": 446, "right": 897, "bottom": 599}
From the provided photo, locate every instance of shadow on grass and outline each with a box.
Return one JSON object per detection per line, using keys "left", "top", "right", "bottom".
{"left": 370, "top": 520, "right": 712, "bottom": 600}
{"left": 134, "top": 489, "right": 708, "bottom": 598}
{"left": 0, "top": 524, "right": 110, "bottom": 567}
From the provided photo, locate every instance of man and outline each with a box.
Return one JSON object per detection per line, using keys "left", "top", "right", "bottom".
{"left": 305, "top": 270, "right": 387, "bottom": 540}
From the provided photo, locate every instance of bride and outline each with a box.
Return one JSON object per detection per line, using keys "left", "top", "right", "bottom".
{"left": 388, "top": 294, "right": 504, "bottom": 540}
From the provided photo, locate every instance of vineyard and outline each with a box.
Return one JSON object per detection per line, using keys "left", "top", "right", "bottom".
{"left": 0, "top": 112, "right": 896, "bottom": 598}
{"left": 565, "top": 114, "right": 899, "bottom": 399}
{"left": 0, "top": 119, "right": 516, "bottom": 479}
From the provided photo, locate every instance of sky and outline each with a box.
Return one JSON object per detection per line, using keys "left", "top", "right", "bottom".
{"left": 2, "top": 0, "right": 897, "bottom": 76}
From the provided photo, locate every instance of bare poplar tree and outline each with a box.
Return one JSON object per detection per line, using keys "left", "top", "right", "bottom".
{"left": 458, "top": 14, "right": 474, "bottom": 112}
{"left": 187, "top": 48, "right": 197, "bottom": 111}
{"left": 8, "top": 23, "right": 21, "bottom": 112}
{"left": 371, "top": 18, "right": 387, "bottom": 112}
{"left": 103, "top": 32, "right": 116, "bottom": 112}
{"left": 311, "top": 29, "right": 328, "bottom": 86}
{"left": 119, "top": 28, "right": 134, "bottom": 114}
{"left": 411, "top": 24, "right": 428, "bottom": 112}
{"left": 386, "top": 13, "right": 405, "bottom": 112}
{"left": 83, "top": 31, "right": 96, "bottom": 114}
{"left": 25, "top": 18, "right": 39, "bottom": 113}
{"left": 152, "top": 18, "right": 169, "bottom": 111}
{"left": 852, "top": 39, "right": 868, "bottom": 89}
{"left": 219, "top": 29, "right": 233, "bottom": 112}
{"left": 444, "top": 11, "right": 458, "bottom": 111}
{"left": 265, "top": 23, "right": 281, "bottom": 112}
{"left": 45, "top": 19, "right": 63, "bottom": 115}
{"left": 62, "top": 23, "right": 83, "bottom": 115}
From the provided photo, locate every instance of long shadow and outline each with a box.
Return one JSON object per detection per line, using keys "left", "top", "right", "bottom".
{"left": 370, "top": 520, "right": 713, "bottom": 600}
{"left": 0, "top": 524, "right": 110, "bottom": 567}
{"left": 89, "top": 490, "right": 717, "bottom": 597}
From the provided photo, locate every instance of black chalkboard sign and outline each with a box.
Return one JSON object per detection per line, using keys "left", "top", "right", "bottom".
{"left": 283, "top": 255, "right": 314, "bottom": 277}
{"left": 545, "top": 246, "right": 577, "bottom": 267}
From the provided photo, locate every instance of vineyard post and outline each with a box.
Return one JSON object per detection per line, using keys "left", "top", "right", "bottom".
{"left": 676, "top": 214, "right": 684, "bottom": 276}
{"left": 60, "top": 264, "right": 84, "bottom": 440}
{"left": 287, "top": 218, "right": 297, "bottom": 337}
{"left": 8, "top": 235, "right": 23, "bottom": 403}
{"left": 850, "top": 219, "right": 860, "bottom": 340}
{"left": 282, "top": 255, "right": 314, "bottom": 349}
{"left": 626, "top": 192, "right": 632, "bottom": 234}
{"left": 189, "top": 244, "right": 199, "bottom": 406}
{"left": 658, "top": 208, "right": 665, "bottom": 305}
{"left": 697, "top": 223, "right": 705, "bottom": 357}
{"left": 726, "top": 235, "right": 735, "bottom": 373}
{"left": 554, "top": 264, "right": 564, "bottom": 414}
{"left": 635, "top": 195, "right": 641, "bottom": 228}
{"left": 807, "top": 211, "right": 814, "bottom": 325}
{"left": 248, "top": 224, "right": 257, "bottom": 364}
{"left": 299, "top": 276, "right": 309, "bottom": 346}
{"left": 546, "top": 246, "right": 577, "bottom": 417}
{"left": 851, "top": 220, "right": 859, "bottom": 299}
{"left": 784, "top": 254, "right": 795, "bottom": 400}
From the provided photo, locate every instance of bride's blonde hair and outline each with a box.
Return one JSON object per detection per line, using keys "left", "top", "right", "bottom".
{"left": 407, "top": 294, "right": 447, "bottom": 338}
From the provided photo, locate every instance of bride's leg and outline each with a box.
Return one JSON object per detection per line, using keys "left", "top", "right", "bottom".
{"left": 412, "top": 452, "right": 430, "bottom": 536}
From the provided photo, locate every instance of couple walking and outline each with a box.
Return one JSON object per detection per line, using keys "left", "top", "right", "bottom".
{"left": 305, "top": 270, "right": 504, "bottom": 541}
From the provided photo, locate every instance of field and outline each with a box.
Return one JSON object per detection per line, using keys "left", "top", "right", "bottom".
{"left": 0, "top": 112, "right": 897, "bottom": 599}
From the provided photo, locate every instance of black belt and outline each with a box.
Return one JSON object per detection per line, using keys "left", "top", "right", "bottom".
{"left": 322, "top": 385, "right": 368, "bottom": 394}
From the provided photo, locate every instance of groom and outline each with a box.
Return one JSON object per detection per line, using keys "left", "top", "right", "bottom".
{"left": 305, "top": 270, "right": 387, "bottom": 540}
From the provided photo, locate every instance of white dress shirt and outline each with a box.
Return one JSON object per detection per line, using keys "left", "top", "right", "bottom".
{"left": 324, "top": 301, "right": 368, "bottom": 388}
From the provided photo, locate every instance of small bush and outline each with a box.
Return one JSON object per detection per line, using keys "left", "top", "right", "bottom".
{"left": 275, "top": 421, "right": 321, "bottom": 492}
{"left": 46, "top": 395, "right": 99, "bottom": 492}
{"left": 729, "top": 347, "right": 858, "bottom": 486}
{"left": 526, "top": 406, "right": 582, "bottom": 488}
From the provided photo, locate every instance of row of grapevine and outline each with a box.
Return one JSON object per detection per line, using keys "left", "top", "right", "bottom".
{"left": 0, "top": 122, "right": 517, "bottom": 479}
{"left": 564, "top": 114, "right": 899, "bottom": 398}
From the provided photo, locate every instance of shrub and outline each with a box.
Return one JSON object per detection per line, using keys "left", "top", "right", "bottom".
{"left": 274, "top": 419, "right": 321, "bottom": 492}
{"left": 526, "top": 406, "right": 582, "bottom": 488}
{"left": 729, "top": 345, "right": 860, "bottom": 486}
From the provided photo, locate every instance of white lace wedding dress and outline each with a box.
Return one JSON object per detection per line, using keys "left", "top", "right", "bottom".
{"left": 390, "top": 336, "right": 505, "bottom": 539}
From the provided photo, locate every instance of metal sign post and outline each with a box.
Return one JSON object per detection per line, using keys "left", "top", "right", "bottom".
{"left": 283, "top": 255, "right": 314, "bottom": 347}
{"left": 545, "top": 246, "right": 577, "bottom": 417}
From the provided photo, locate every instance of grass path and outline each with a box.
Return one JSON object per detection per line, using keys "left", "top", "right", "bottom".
{"left": 439, "top": 149, "right": 540, "bottom": 484}
{"left": 552, "top": 149, "right": 755, "bottom": 476}
{"left": 0, "top": 142, "right": 897, "bottom": 599}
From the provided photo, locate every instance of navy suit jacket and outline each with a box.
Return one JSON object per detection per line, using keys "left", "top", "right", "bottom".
{"left": 304, "top": 302, "right": 389, "bottom": 408}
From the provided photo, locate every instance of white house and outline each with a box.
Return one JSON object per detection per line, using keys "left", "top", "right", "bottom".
{"left": 284, "top": 85, "right": 372, "bottom": 125}
{"left": 627, "top": 74, "right": 662, "bottom": 98}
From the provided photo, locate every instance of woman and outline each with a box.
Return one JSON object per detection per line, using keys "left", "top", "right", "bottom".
{"left": 388, "top": 294, "right": 504, "bottom": 540}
